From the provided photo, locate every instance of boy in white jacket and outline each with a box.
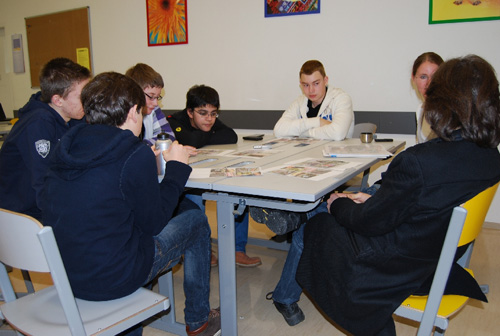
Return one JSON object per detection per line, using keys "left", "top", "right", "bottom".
{"left": 274, "top": 60, "right": 354, "bottom": 140}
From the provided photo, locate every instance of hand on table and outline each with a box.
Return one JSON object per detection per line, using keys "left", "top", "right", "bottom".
{"left": 184, "top": 146, "right": 198, "bottom": 156}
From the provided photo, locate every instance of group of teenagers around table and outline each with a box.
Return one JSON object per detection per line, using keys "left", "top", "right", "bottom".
{"left": 0, "top": 53, "right": 500, "bottom": 336}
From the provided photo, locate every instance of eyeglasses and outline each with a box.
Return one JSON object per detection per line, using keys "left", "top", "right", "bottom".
{"left": 144, "top": 92, "right": 163, "bottom": 101}
{"left": 194, "top": 109, "right": 219, "bottom": 119}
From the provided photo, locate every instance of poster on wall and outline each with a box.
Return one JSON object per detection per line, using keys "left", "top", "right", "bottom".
{"left": 147, "top": 0, "right": 188, "bottom": 46}
{"left": 265, "top": 0, "right": 320, "bottom": 17}
{"left": 429, "top": 0, "right": 500, "bottom": 24}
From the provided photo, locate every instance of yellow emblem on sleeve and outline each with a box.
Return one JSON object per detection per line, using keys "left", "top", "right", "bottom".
{"left": 176, "top": 127, "right": 181, "bottom": 132}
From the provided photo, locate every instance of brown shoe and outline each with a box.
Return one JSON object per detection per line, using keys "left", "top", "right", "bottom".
{"left": 235, "top": 251, "right": 262, "bottom": 267}
{"left": 211, "top": 251, "right": 218, "bottom": 267}
{"left": 186, "top": 308, "right": 221, "bottom": 336}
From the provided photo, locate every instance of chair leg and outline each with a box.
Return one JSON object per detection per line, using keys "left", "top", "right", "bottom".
{"left": 148, "top": 270, "right": 185, "bottom": 335}
{"left": 434, "top": 327, "right": 446, "bottom": 336}
{"left": 21, "top": 270, "right": 34, "bottom": 293}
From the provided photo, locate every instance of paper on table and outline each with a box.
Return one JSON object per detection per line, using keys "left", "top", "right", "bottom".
{"left": 262, "top": 157, "right": 362, "bottom": 181}
{"left": 190, "top": 167, "right": 262, "bottom": 179}
{"left": 322, "top": 144, "right": 392, "bottom": 158}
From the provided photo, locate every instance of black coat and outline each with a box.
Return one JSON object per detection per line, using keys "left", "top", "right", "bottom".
{"left": 296, "top": 135, "right": 500, "bottom": 335}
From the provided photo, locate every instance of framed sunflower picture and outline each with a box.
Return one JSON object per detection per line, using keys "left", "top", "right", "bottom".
{"left": 147, "top": 0, "right": 188, "bottom": 46}
{"left": 265, "top": 0, "right": 320, "bottom": 17}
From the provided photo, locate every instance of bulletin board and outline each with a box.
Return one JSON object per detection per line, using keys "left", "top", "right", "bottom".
{"left": 25, "top": 7, "right": 92, "bottom": 87}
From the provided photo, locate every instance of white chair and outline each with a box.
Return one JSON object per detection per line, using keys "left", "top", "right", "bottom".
{"left": 394, "top": 182, "right": 498, "bottom": 335}
{"left": 0, "top": 208, "right": 170, "bottom": 336}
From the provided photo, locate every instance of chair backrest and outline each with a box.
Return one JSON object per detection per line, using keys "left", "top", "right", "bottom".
{"left": 352, "top": 123, "right": 377, "bottom": 138}
{"left": 459, "top": 182, "right": 499, "bottom": 246}
{"left": 0, "top": 209, "right": 50, "bottom": 273}
{"left": 0, "top": 208, "right": 87, "bottom": 335}
{"left": 415, "top": 182, "right": 499, "bottom": 336}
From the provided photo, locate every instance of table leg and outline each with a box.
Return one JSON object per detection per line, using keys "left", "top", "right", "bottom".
{"left": 215, "top": 197, "right": 238, "bottom": 336}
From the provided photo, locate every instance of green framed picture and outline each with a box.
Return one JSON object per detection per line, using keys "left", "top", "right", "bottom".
{"left": 429, "top": 0, "right": 500, "bottom": 24}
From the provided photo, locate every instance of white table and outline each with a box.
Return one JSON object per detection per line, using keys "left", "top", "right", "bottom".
{"left": 152, "top": 136, "right": 406, "bottom": 335}
{"left": 0, "top": 123, "right": 12, "bottom": 136}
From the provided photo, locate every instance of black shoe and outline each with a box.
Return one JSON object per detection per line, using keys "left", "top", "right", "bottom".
{"left": 250, "top": 207, "right": 304, "bottom": 235}
{"left": 266, "top": 292, "right": 305, "bottom": 326}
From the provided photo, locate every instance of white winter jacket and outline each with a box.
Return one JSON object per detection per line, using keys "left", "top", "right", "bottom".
{"left": 274, "top": 87, "right": 354, "bottom": 140}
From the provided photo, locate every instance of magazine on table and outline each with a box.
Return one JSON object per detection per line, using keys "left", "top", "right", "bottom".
{"left": 322, "top": 144, "right": 393, "bottom": 158}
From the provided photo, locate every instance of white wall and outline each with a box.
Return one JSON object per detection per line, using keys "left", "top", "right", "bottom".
{"left": 1, "top": 0, "right": 500, "bottom": 222}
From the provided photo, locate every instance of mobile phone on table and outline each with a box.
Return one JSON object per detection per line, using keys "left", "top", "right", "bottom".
{"left": 243, "top": 134, "right": 264, "bottom": 141}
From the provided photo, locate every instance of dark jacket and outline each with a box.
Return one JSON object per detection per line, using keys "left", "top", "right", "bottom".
{"left": 0, "top": 92, "right": 82, "bottom": 220}
{"left": 296, "top": 134, "right": 500, "bottom": 335}
{"left": 41, "top": 123, "right": 192, "bottom": 301}
{"left": 167, "top": 109, "right": 238, "bottom": 148}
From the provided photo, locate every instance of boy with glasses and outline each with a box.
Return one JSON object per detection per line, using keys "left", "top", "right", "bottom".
{"left": 168, "top": 85, "right": 237, "bottom": 147}
{"left": 125, "top": 63, "right": 175, "bottom": 146}
{"left": 168, "top": 85, "right": 262, "bottom": 267}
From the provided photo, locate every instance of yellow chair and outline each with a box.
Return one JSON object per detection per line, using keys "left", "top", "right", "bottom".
{"left": 394, "top": 182, "right": 499, "bottom": 335}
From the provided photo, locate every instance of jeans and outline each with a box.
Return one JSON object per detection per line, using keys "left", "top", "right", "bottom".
{"left": 185, "top": 190, "right": 249, "bottom": 253}
{"left": 272, "top": 202, "right": 328, "bottom": 304}
{"left": 121, "top": 207, "right": 212, "bottom": 335}
{"left": 272, "top": 186, "right": 380, "bottom": 305}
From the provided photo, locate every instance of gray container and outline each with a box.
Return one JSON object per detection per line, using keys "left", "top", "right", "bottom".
{"left": 155, "top": 133, "right": 172, "bottom": 175}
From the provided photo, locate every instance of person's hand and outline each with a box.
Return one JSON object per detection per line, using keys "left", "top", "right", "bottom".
{"left": 150, "top": 144, "right": 161, "bottom": 157}
{"left": 326, "top": 192, "right": 371, "bottom": 213}
{"left": 320, "top": 118, "right": 332, "bottom": 127}
{"left": 326, "top": 193, "right": 348, "bottom": 212}
{"left": 184, "top": 146, "right": 198, "bottom": 156}
{"left": 345, "top": 192, "right": 371, "bottom": 204}
{"left": 162, "top": 141, "right": 190, "bottom": 165}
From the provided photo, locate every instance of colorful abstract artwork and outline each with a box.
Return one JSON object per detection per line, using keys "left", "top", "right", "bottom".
{"left": 265, "top": 0, "right": 320, "bottom": 17}
{"left": 147, "top": 0, "right": 188, "bottom": 46}
{"left": 430, "top": 0, "right": 500, "bottom": 24}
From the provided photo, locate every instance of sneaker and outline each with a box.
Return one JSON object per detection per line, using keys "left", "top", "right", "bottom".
{"left": 235, "top": 252, "right": 262, "bottom": 267}
{"left": 186, "top": 308, "right": 221, "bottom": 336}
{"left": 211, "top": 251, "right": 218, "bottom": 267}
{"left": 250, "top": 207, "right": 304, "bottom": 235}
{"left": 266, "top": 292, "right": 304, "bottom": 326}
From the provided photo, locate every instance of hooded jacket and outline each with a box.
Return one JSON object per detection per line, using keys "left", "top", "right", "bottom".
{"left": 0, "top": 92, "right": 82, "bottom": 220}
{"left": 42, "top": 123, "right": 192, "bottom": 300}
{"left": 273, "top": 87, "right": 354, "bottom": 140}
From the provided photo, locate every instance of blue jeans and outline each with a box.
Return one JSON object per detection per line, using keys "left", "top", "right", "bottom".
{"left": 122, "top": 207, "right": 212, "bottom": 336}
{"left": 272, "top": 186, "right": 380, "bottom": 305}
{"left": 185, "top": 191, "right": 249, "bottom": 253}
{"left": 272, "top": 202, "right": 327, "bottom": 304}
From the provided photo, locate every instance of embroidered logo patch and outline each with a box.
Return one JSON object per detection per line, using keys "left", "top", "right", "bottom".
{"left": 176, "top": 127, "right": 182, "bottom": 132}
{"left": 35, "top": 140, "right": 50, "bottom": 158}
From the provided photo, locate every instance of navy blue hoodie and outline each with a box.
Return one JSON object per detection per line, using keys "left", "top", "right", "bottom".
{"left": 0, "top": 92, "right": 82, "bottom": 220}
{"left": 42, "top": 123, "right": 192, "bottom": 300}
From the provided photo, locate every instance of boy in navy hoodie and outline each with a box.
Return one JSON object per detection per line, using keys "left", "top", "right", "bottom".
{"left": 42, "top": 72, "right": 220, "bottom": 336}
{"left": 0, "top": 57, "right": 91, "bottom": 220}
